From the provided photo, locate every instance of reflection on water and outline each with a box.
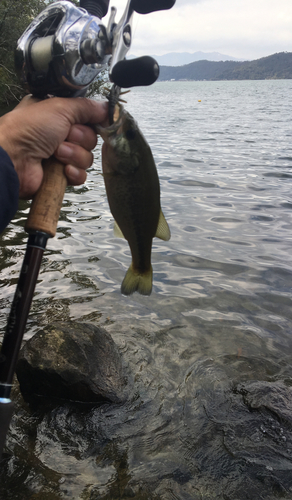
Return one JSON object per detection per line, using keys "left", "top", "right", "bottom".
{"left": 1, "top": 80, "right": 292, "bottom": 498}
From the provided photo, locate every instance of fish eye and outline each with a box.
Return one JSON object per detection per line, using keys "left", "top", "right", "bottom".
{"left": 125, "top": 128, "right": 136, "bottom": 141}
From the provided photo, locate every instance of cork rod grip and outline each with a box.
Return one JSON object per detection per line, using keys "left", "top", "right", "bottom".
{"left": 25, "top": 157, "right": 67, "bottom": 238}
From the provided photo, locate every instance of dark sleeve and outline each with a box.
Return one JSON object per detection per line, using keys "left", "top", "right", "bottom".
{"left": 0, "top": 146, "right": 20, "bottom": 233}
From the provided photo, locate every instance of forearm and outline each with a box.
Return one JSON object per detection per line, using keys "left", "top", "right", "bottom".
{"left": 0, "top": 147, "right": 20, "bottom": 233}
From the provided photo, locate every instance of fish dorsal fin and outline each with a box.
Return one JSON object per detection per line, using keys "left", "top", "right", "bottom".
{"left": 114, "top": 220, "right": 125, "bottom": 239}
{"left": 155, "top": 210, "right": 171, "bottom": 241}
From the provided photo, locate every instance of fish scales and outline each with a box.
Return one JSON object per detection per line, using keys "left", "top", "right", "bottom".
{"left": 103, "top": 132, "right": 160, "bottom": 268}
{"left": 96, "top": 104, "right": 170, "bottom": 296}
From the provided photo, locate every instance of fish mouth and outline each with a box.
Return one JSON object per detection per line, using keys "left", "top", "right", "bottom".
{"left": 94, "top": 103, "right": 126, "bottom": 140}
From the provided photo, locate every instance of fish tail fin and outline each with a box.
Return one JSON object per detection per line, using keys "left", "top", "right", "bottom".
{"left": 121, "top": 264, "right": 153, "bottom": 296}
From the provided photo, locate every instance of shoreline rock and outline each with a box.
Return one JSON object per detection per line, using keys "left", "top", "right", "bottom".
{"left": 16, "top": 322, "right": 128, "bottom": 404}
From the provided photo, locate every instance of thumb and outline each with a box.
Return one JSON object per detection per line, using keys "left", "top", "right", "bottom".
{"left": 49, "top": 97, "right": 109, "bottom": 127}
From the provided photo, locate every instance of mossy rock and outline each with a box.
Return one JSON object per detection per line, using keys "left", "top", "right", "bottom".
{"left": 16, "top": 322, "right": 128, "bottom": 404}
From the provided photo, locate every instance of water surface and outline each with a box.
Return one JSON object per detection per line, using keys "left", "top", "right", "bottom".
{"left": 1, "top": 80, "right": 292, "bottom": 499}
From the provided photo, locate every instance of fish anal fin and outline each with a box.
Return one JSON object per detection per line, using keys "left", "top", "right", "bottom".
{"left": 121, "top": 264, "right": 152, "bottom": 296}
{"left": 155, "top": 210, "right": 171, "bottom": 241}
{"left": 114, "top": 220, "right": 125, "bottom": 239}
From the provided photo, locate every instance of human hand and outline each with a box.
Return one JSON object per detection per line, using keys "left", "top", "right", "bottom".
{"left": 0, "top": 96, "right": 108, "bottom": 199}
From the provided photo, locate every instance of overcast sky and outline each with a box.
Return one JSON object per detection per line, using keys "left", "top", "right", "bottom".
{"left": 103, "top": 0, "right": 292, "bottom": 60}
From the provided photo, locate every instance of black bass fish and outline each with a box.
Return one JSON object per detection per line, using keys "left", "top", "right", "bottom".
{"left": 95, "top": 104, "right": 170, "bottom": 296}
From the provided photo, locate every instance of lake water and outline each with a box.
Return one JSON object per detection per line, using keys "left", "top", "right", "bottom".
{"left": 1, "top": 80, "right": 292, "bottom": 499}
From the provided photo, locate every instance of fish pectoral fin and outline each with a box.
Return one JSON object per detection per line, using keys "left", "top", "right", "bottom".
{"left": 155, "top": 210, "right": 171, "bottom": 241}
{"left": 113, "top": 220, "right": 125, "bottom": 239}
{"left": 121, "top": 264, "right": 153, "bottom": 296}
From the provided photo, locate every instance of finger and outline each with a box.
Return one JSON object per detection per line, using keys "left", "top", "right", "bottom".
{"left": 48, "top": 97, "right": 109, "bottom": 127}
{"left": 15, "top": 95, "right": 41, "bottom": 109}
{"left": 18, "top": 160, "right": 44, "bottom": 199}
{"left": 64, "top": 164, "right": 87, "bottom": 186}
{"left": 66, "top": 124, "right": 97, "bottom": 151}
{"left": 54, "top": 142, "right": 93, "bottom": 170}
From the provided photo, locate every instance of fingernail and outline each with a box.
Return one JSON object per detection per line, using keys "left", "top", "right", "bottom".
{"left": 57, "top": 144, "right": 73, "bottom": 158}
{"left": 96, "top": 100, "right": 108, "bottom": 114}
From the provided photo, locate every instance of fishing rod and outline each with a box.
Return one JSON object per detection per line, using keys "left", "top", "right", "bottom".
{"left": 0, "top": 0, "right": 176, "bottom": 457}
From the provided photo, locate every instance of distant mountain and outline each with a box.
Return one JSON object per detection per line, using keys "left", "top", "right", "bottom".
{"left": 128, "top": 51, "right": 244, "bottom": 66}
{"left": 158, "top": 52, "right": 292, "bottom": 81}
{"left": 151, "top": 51, "right": 245, "bottom": 66}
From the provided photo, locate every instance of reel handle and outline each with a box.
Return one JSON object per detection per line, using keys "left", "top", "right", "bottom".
{"left": 79, "top": 0, "right": 109, "bottom": 18}
{"left": 131, "top": 0, "right": 176, "bottom": 14}
{"left": 25, "top": 158, "right": 67, "bottom": 238}
{"left": 111, "top": 56, "right": 159, "bottom": 87}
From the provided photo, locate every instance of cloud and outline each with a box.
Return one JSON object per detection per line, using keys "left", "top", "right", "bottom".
{"left": 103, "top": 0, "right": 292, "bottom": 60}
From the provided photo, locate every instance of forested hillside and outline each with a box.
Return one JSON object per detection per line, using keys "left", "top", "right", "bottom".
{"left": 159, "top": 52, "right": 292, "bottom": 81}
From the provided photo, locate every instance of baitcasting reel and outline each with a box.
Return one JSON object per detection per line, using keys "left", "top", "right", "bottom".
{"left": 15, "top": 0, "right": 176, "bottom": 98}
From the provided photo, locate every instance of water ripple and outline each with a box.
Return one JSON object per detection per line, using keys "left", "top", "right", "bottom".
{"left": 2, "top": 80, "right": 292, "bottom": 499}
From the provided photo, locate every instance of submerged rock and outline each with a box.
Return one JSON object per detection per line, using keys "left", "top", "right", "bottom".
{"left": 16, "top": 322, "right": 127, "bottom": 404}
